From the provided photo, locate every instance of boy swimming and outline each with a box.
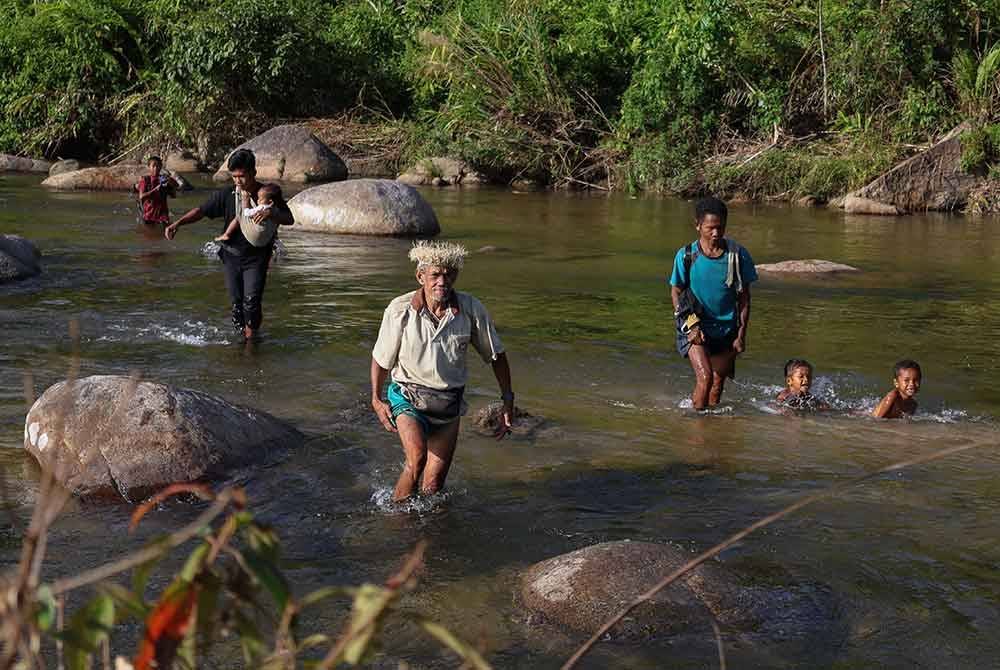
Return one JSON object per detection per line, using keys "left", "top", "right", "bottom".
{"left": 776, "top": 358, "right": 828, "bottom": 410}
{"left": 215, "top": 183, "right": 281, "bottom": 242}
{"left": 872, "top": 359, "right": 921, "bottom": 418}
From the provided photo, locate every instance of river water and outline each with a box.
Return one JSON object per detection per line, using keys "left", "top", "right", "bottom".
{"left": 2, "top": 173, "right": 1000, "bottom": 668}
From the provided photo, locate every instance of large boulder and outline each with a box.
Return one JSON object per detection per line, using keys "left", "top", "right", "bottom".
{"left": 846, "top": 125, "right": 977, "bottom": 214}
{"left": 0, "top": 154, "right": 51, "bottom": 173}
{"left": 0, "top": 234, "right": 41, "bottom": 283}
{"left": 42, "top": 164, "right": 147, "bottom": 191}
{"left": 521, "top": 541, "right": 757, "bottom": 639}
{"left": 214, "top": 125, "right": 348, "bottom": 183}
{"left": 842, "top": 195, "right": 900, "bottom": 216}
{"left": 520, "top": 541, "right": 841, "bottom": 644}
{"left": 756, "top": 259, "right": 860, "bottom": 274}
{"left": 289, "top": 179, "right": 440, "bottom": 236}
{"left": 165, "top": 150, "right": 202, "bottom": 173}
{"left": 23, "top": 375, "right": 304, "bottom": 498}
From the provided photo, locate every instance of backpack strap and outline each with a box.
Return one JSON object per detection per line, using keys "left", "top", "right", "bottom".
{"left": 681, "top": 242, "right": 697, "bottom": 288}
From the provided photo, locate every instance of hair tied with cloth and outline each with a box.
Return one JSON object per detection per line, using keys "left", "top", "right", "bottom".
{"left": 408, "top": 240, "right": 468, "bottom": 270}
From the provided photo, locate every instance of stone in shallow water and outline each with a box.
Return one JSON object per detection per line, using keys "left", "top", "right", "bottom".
{"left": 755, "top": 259, "right": 860, "bottom": 274}
{"left": 23, "top": 375, "right": 303, "bottom": 499}
{"left": 0, "top": 234, "right": 41, "bottom": 283}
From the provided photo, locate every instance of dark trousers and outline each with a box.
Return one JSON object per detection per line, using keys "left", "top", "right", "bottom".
{"left": 220, "top": 249, "right": 271, "bottom": 332}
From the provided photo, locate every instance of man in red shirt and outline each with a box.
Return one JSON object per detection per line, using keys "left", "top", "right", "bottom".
{"left": 136, "top": 156, "right": 178, "bottom": 226}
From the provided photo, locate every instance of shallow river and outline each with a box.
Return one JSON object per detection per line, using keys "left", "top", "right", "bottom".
{"left": 2, "top": 173, "right": 1000, "bottom": 668}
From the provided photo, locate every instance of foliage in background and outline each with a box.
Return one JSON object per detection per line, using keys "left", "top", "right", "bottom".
{"left": 2, "top": 0, "right": 1000, "bottom": 195}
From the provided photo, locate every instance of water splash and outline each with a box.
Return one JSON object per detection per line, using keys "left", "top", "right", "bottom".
{"left": 97, "top": 320, "right": 230, "bottom": 347}
{"left": 369, "top": 485, "right": 463, "bottom": 515}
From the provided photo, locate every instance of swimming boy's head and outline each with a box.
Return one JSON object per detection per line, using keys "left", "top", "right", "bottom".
{"left": 257, "top": 183, "right": 281, "bottom": 205}
{"left": 147, "top": 155, "right": 163, "bottom": 176}
{"left": 893, "top": 359, "right": 922, "bottom": 399}
{"left": 694, "top": 196, "right": 728, "bottom": 246}
{"left": 784, "top": 358, "right": 813, "bottom": 395}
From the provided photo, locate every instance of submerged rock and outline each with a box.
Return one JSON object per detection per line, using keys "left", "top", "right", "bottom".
{"left": 288, "top": 179, "right": 439, "bottom": 236}
{"left": 755, "top": 259, "right": 860, "bottom": 274}
{"left": 23, "top": 375, "right": 303, "bottom": 498}
{"left": 0, "top": 154, "right": 51, "bottom": 173}
{"left": 0, "top": 234, "right": 41, "bottom": 283}
{"left": 473, "top": 403, "right": 546, "bottom": 437}
{"left": 214, "top": 125, "right": 348, "bottom": 183}
{"left": 520, "top": 541, "right": 840, "bottom": 643}
{"left": 846, "top": 125, "right": 977, "bottom": 214}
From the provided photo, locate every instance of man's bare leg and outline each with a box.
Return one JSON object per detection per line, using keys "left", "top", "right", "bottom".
{"left": 421, "top": 420, "right": 460, "bottom": 495}
{"left": 393, "top": 415, "right": 427, "bottom": 501}
{"left": 687, "top": 344, "right": 713, "bottom": 410}
{"left": 708, "top": 349, "right": 737, "bottom": 406}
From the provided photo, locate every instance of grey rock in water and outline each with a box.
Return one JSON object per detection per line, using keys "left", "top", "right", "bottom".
{"left": 521, "top": 541, "right": 758, "bottom": 639}
{"left": 846, "top": 124, "right": 976, "bottom": 214}
{"left": 843, "top": 195, "right": 901, "bottom": 216}
{"left": 23, "top": 375, "right": 304, "bottom": 498}
{"left": 397, "top": 156, "right": 486, "bottom": 187}
{"left": 289, "top": 178, "right": 439, "bottom": 236}
{"left": 755, "top": 259, "right": 860, "bottom": 274}
{"left": 0, "top": 234, "right": 41, "bottom": 283}
{"left": 0, "top": 154, "right": 51, "bottom": 173}
{"left": 214, "top": 125, "right": 348, "bottom": 183}
{"left": 48, "top": 159, "right": 82, "bottom": 177}
{"left": 165, "top": 150, "right": 203, "bottom": 173}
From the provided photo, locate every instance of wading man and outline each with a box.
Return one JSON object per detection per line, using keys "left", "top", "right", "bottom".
{"left": 164, "top": 149, "right": 292, "bottom": 339}
{"left": 669, "top": 197, "right": 757, "bottom": 410}
{"left": 371, "top": 241, "right": 514, "bottom": 502}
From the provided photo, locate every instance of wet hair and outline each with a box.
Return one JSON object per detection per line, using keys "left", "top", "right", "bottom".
{"left": 784, "top": 358, "right": 813, "bottom": 378}
{"left": 894, "top": 359, "right": 922, "bottom": 378}
{"left": 227, "top": 148, "right": 256, "bottom": 173}
{"left": 695, "top": 196, "right": 728, "bottom": 225}
{"left": 258, "top": 183, "right": 281, "bottom": 202}
{"left": 147, "top": 155, "right": 163, "bottom": 166}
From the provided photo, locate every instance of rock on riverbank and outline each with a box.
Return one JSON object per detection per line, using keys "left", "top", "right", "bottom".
{"left": 0, "top": 154, "right": 51, "bottom": 173}
{"left": 23, "top": 375, "right": 304, "bottom": 498}
{"left": 397, "top": 157, "right": 487, "bottom": 186}
{"left": 214, "top": 125, "right": 349, "bottom": 183}
{"left": 0, "top": 235, "right": 41, "bottom": 283}
{"left": 288, "top": 179, "right": 439, "bottom": 236}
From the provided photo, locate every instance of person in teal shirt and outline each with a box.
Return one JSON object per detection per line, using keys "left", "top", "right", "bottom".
{"left": 669, "top": 197, "right": 757, "bottom": 410}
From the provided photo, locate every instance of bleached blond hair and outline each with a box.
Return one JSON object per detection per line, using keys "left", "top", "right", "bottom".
{"left": 408, "top": 240, "right": 467, "bottom": 271}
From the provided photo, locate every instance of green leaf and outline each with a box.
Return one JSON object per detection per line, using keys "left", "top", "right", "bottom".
{"left": 233, "top": 608, "right": 264, "bottom": 666}
{"left": 132, "top": 554, "right": 161, "bottom": 599}
{"left": 342, "top": 583, "right": 393, "bottom": 665}
{"left": 179, "top": 542, "right": 210, "bottom": 582}
{"left": 298, "top": 633, "right": 330, "bottom": 650}
{"left": 100, "top": 583, "right": 149, "bottom": 621}
{"left": 298, "top": 585, "right": 354, "bottom": 609}
{"left": 243, "top": 548, "right": 290, "bottom": 613}
{"left": 64, "top": 594, "right": 115, "bottom": 670}
{"left": 195, "top": 573, "right": 222, "bottom": 646}
{"left": 417, "top": 618, "right": 493, "bottom": 670}
{"left": 34, "top": 585, "right": 56, "bottom": 632}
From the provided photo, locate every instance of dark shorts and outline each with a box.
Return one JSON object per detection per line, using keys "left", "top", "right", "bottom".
{"left": 676, "top": 326, "right": 737, "bottom": 358}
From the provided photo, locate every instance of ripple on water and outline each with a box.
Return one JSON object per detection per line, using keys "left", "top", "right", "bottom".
{"left": 96, "top": 320, "right": 230, "bottom": 347}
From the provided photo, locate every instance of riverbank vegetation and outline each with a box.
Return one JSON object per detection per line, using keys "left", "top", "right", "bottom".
{"left": 1, "top": 0, "right": 999, "bottom": 198}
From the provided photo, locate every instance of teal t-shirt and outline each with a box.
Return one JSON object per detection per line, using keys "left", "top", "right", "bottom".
{"left": 669, "top": 240, "right": 758, "bottom": 339}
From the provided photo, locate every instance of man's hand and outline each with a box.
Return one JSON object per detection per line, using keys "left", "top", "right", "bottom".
{"left": 495, "top": 400, "right": 514, "bottom": 440}
{"left": 372, "top": 398, "right": 397, "bottom": 433}
{"left": 164, "top": 222, "right": 179, "bottom": 240}
{"left": 733, "top": 335, "right": 746, "bottom": 353}
{"left": 686, "top": 326, "right": 705, "bottom": 345}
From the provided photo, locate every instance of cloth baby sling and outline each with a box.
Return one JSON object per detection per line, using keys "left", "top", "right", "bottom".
{"left": 237, "top": 188, "right": 277, "bottom": 247}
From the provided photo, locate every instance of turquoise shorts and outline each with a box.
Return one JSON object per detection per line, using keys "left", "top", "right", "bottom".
{"left": 387, "top": 382, "right": 431, "bottom": 434}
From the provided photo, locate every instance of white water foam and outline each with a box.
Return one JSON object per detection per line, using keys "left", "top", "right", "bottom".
{"left": 97, "top": 320, "right": 230, "bottom": 347}
{"left": 369, "top": 485, "right": 464, "bottom": 515}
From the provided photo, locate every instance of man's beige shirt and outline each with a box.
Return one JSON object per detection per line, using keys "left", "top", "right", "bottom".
{"left": 372, "top": 289, "right": 504, "bottom": 390}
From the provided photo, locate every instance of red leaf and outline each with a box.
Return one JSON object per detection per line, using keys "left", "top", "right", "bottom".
{"left": 134, "top": 585, "right": 199, "bottom": 670}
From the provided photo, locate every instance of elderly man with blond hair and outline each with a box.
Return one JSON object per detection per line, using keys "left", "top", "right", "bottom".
{"left": 371, "top": 241, "right": 514, "bottom": 502}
